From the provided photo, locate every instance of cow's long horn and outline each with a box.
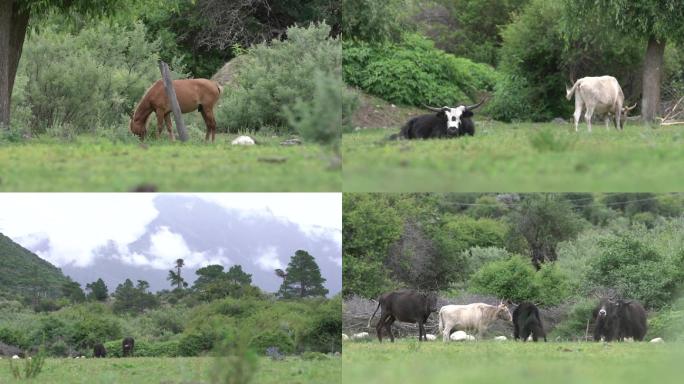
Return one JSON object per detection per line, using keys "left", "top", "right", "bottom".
{"left": 423, "top": 105, "right": 444, "bottom": 112}
{"left": 625, "top": 103, "right": 637, "bottom": 111}
{"left": 465, "top": 98, "right": 486, "bottom": 111}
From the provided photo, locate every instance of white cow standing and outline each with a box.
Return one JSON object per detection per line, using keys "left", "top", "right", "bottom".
{"left": 565, "top": 76, "right": 636, "bottom": 132}
{"left": 439, "top": 302, "right": 513, "bottom": 342}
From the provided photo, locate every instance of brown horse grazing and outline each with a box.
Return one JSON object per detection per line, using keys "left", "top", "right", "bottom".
{"left": 129, "top": 78, "right": 223, "bottom": 142}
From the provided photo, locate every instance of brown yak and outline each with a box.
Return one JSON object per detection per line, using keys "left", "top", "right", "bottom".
{"left": 129, "top": 79, "right": 223, "bottom": 142}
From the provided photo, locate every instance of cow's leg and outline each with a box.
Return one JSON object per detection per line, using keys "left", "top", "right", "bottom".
{"left": 418, "top": 321, "right": 427, "bottom": 341}
{"left": 384, "top": 316, "right": 396, "bottom": 343}
{"left": 605, "top": 116, "right": 611, "bottom": 131}
{"left": 442, "top": 322, "right": 451, "bottom": 342}
{"left": 376, "top": 313, "right": 390, "bottom": 342}
{"left": 573, "top": 108, "right": 582, "bottom": 132}
{"left": 164, "top": 113, "right": 175, "bottom": 141}
{"left": 584, "top": 107, "right": 594, "bottom": 132}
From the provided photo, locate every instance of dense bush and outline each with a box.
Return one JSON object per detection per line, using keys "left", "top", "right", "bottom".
{"left": 284, "top": 70, "right": 358, "bottom": 150}
{"left": 342, "top": 0, "right": 411, "bottom": 42}
{"left": 13, "top": 20, "right": 180, "bottom": 135}
{"left": 647, "top": 297, "right": 684, "bottom": 341}
{"left": 549, "top": 298, "right": 596, "bottom": 340}
{"left": 215, "top": 23, "right": 341, "bottom": 133}
{"left": 103, "top": 338, "right": 181, "bottom": 358}
{"left": 586, "top": 234, "right": 684, "bottom": 309}
{"left": 470, "top": 255, "right": 537, "bottom": 302}
{"left": 470, "top": 255, "right": 570, "bottom": 305}
{"left": 343, "top": 33, "right": 498, "bottom": 106}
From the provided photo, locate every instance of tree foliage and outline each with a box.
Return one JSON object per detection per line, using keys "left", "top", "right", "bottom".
{"left": 85, "top": 279, "right": 108, "bottom": 302}
{"left": 277, "top": 250, "right": 329, "bottom": 299}
{"left": 507, "top": 194, "right": 583, "bottom": 269}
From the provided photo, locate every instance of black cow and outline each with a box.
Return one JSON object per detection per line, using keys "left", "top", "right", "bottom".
{"left": 93, "top": 343, "right": 106, "bottom": 358}
{"left": 593, "top": 298, "right": 647, "bottom": 342}
{"left": 367, "top": 290, "right": 438, "bottom": 342}
{"left": 513, "top": 302, "right": 546, "bottom": 342}
{"left": 389, "top": 99, "right": 485, "bottom": 140}
{"left": 122, "top": 337, "right": 135, "bottom": 357}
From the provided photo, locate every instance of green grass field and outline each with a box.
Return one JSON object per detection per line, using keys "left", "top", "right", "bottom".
{"left": 0, "top": 134, "right": 339, "bottom": 191}
{"left": 343, "top": 340, "right": 682, "bottom": 384}
{"left": 0, "top": 356, "right": 340, "bottom": 384}
{"left": 342, "top": 122, "right": 684, "bottom": 192}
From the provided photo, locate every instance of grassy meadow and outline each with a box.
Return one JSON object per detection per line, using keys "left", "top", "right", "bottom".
{"left": 0, "top": 134, "right": 339, "bottom": 191}
{"left": 0, "top": 356, "right": 340, "bottom": 384}
{"left": 342, "top": 122, "right": 684, "bottom": 192}
{"left": 342, "top": 339, "right": 682, "bottom": 384}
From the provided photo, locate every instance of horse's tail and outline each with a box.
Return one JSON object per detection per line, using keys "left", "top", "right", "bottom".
{"left": 368, "top": 301, "right": 381, "bottom": 329}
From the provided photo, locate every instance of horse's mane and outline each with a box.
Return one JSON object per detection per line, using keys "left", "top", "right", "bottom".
{"left": 132, "top": 80, "right": 161, "bottom": 120}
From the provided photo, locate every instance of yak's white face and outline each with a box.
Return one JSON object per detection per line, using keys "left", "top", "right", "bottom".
{"left": 444, "top": 106, "right": 466, "bottom": 133}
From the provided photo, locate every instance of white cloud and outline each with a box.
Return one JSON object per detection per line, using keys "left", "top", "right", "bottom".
{"left": 0, "top": 193, "right": 158, "bottom": 267}
{"left": 254, "top": 246, "right": 283, "bottom": 271}
{"left": 0, "top": 193, "right": 341, "bottom": 271}
{"left": 200, "top": 193, "right": 342, "bottom": 240}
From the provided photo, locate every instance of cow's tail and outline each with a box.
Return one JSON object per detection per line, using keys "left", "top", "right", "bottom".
{"left": 368, "top": 301, "right": 381, "bottom": 329}
{"left": 566, "top": 80, "right": 580, "bottom": 100}
{"left": 215, "top": 82, "right": 224, "bottom": 95}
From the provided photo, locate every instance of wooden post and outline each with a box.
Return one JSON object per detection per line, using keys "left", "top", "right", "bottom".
{"left": 158, "top": 61, "right": 188, "bottom": 142}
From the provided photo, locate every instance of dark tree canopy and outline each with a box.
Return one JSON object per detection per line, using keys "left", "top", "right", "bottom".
{"left": 277, "top": 250, "right": 328, "bottom": 299}
{"left": 508, "top": 195, "right": 583, "bottom": 269}
{"left": 85, "top": 278, "right": 108, "bottom": 301}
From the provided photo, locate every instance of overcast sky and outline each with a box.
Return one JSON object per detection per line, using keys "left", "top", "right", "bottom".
{"left": 0, "top": 193, "right": 341, "bottom": 270}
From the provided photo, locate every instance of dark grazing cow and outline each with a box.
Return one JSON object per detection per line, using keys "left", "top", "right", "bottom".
{"left": 389, "top": 99, "right": 486, "bottom": 140}
{"left": 367, "top": 290, "right": 438, "bottom": 342}
{"left": 93, "top": 343, "right": 106, "bottom": 358}
{"left": 593, "top": 298, "right": 647, "bottom": 342}
{"left": 122, "top": 337, "right": 135, "bottom": 357}
{"left": 513, "top": 302, "right": 546, "bottom": 342}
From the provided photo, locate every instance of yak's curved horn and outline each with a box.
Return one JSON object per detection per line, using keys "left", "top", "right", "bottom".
{"left": 465, "top": 98, "right": 487, "bottom": 111}
{"left": 624, "top": 103, "right": 637, "bottom": 111}
{"left": 423, "top": 105, "right": 445, "bottom": 112}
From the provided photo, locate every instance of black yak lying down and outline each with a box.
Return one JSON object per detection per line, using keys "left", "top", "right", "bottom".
{"left": 389, "top": 99, "right": 485, "bottom": 140}
{"left": 513, "top": 302, "right": 546, "bottom": 342}
{"left": 93, "top": 343, "right": 106, "bottom": 358}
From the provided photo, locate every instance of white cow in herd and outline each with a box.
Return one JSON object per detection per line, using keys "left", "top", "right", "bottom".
{"left": 439, "top": 302, "right": 512, "bottom": 342}
{"left": 566, "top": 76, "right": 636, "bottom": 132}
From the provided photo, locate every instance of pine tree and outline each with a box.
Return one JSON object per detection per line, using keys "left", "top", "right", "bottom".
{"left": 85, "top": 278, "right": 108, "bottom": 301}
{"left": 277, "top": 250, "right": 328, "bottom": 299}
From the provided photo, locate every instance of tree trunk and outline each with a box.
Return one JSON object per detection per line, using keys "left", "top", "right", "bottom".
{"left": 642, "top": 36, "right": 666, "bottom": 123}
{"left": 0, "top": 1, "right": 30, "bottom": 129}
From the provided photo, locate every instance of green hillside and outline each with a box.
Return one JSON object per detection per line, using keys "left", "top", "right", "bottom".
{"left": 0, "top": 233, "right": 70, "bottom": 300}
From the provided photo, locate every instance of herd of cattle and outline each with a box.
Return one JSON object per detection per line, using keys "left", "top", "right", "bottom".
{"left": 351, "top": 290, "right": 654, "bottom": 343}
{"left": 389, "top": 75, "right": 636, "bottom": 139}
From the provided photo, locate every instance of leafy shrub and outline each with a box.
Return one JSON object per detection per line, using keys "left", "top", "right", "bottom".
{"left": 0, "top": 327, "right": 25, "bottom": 348}
{"left": 586, "top": 234, "right": 684, "bottom": 309}
{"left": 529, "top": 128, "right": 575, "bottom": 152}
{"left": 648, "top": 298, "right": 684, "bottom": 341}
{"left": 250, "top": 330, "right": 295, "bottom": 355}
{"left": 467, "top": 195, "right": 508, "bottom": 219}
{"left": 215, "top": 23, "right": 341, "bottom": 133}
{"left": 103, "top": 339, "right": 181, "bottom": 357}
{"left": 284, "top": 70, "right": 358, "bottom": 150}
{"left": 535, "top": 263, "right": 570, "bottom": 306}
{"left": 549, "top": 298, "right": 596, "bottom": 340}
{"left": 470, "top": 255, "right": 538, "bottom": 302}
{"left": 343, "top": 33, "right": 498, "bottom": 106}
{"left": 297, "top": 296, "right": 342, "bottom": 353}
{"left": 470, "top": 255, "right": 570, "bottom": 305}
{"left": 342, "top": 0, "right": 411, "bottom": 42}
{"left": 15, "top": 20, "right": 180, "bottom": 135}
